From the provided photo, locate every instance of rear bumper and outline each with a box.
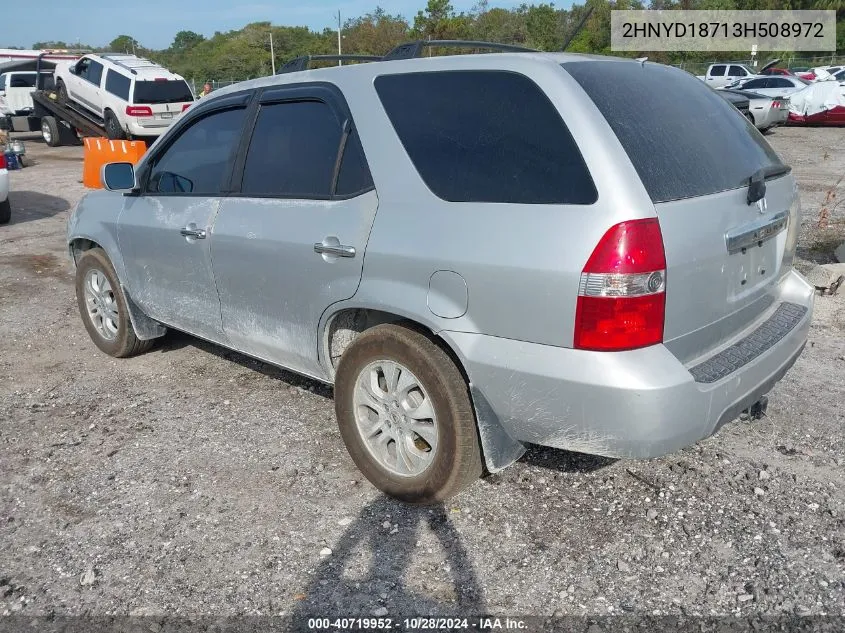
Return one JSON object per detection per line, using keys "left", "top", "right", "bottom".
{"left": 443, "top": 269, "right": 813, "bottom": 459}
{"left": 126, "top": 118, "right": 177, "bottom": 137}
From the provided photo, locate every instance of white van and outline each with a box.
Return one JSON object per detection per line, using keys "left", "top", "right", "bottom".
{"left": 53, "top": 54, "right": 194, "bottom": 139}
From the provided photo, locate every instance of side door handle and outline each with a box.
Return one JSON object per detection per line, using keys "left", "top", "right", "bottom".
{"left": 314, "top": 239, "right": 355, "bottom": 258}
{"left": 180, "top": 223, "right": 206, "bottom": 239}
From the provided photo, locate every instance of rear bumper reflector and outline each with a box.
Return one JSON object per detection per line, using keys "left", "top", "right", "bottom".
{"left": 689, "top": 302, "right": 808, "bottom": 384}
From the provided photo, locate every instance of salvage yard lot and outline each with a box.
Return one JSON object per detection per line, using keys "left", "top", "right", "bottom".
{"left": 0, "top": 127, "right": 844, "bottom": 621}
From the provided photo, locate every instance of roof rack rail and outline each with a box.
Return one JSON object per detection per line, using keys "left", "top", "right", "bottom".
{"left": 99, "top": 53, "right": 160, "bottom": 75}
{"left": 383, "top": 40, "right": 536, "bottom": 61}
{"left": 279, "top": 54, "right": 383, "bottom": 74}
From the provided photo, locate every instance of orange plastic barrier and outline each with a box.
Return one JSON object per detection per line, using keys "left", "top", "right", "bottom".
{"left": 82, "top": 137, "right": 147, "bottom": 189}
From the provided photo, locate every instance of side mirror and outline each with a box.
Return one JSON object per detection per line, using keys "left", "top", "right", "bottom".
{"left": 68, "top": 65, "right": 77, "bottom": 75}
{"left": 102, "top": 162, "right": 137, "bottom": 192}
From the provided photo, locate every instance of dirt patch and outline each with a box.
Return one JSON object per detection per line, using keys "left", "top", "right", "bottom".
{"left": 0, "top": 128, "right": 843, "bottom": 621}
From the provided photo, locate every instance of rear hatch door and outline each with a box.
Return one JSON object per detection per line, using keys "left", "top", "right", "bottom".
{"left": 132, "top": 79, "right": 194, "bottom": 124}
{"left": 564, "top": 60, "right": 796, "bottom": 364}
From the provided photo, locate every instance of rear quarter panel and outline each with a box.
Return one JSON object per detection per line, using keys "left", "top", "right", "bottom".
{"left": 328, "top": 57, "right": 657, "bottom": 348}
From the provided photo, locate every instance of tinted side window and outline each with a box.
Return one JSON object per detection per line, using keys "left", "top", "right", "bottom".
{"left": 375, "top": 71, "right": 597, "bottom": 204}
{"left": 771, "top": 78, "right": 792, "bottom": 88}
{"left": 728, "top": 66, "right": 746, "bottom": 76}
{"left": 105, "top": 70, "right": 130, "bottom": 100}
{"left": 710, "top": 65, "right": 726, "bottom": 76}
{"left": 564, "top": 61, "right": 783, "bottom": 203}
{"left": 148, "top": 107, "right": 246, "bottom": 195}
{"left": 335, "top": 130, "right": 374, "bottom": 197}
{"left": 9, "top": 74, "right": 36, "bottom": 88}
{"left": 87, "top": 61, "right": 104, "bottom": 86}
{"left": 743, "top": 78, "right": 768, "bottom": 89}
{"left": 241, "top": 101, "right": 343, "bottom": 198}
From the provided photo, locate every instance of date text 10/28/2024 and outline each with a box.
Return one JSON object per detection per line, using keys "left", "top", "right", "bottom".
{"left": 307, "top": 617, "right": 527, "bottom": 630}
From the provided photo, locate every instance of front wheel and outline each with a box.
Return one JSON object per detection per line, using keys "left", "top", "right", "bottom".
{"left": 74, "top": 248, "right": 153, "bottom": 358}
{"left": 334, "top": 324, "right": 483, "bottom": 504}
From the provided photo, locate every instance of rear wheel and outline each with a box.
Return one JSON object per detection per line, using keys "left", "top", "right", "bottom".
{"left": 75, "top": 248, "right": 153, "bottom": 358}
{"left": 0, "top": 198, "right": 10, "bottom": 224}
{"left": 41, "top": 116, "right": 61, "bottom": 147}
{"left": 334, "top": 324, "right": 483, "bottom": 504}
{"left": 104, "top": 111, "right": 126, "bottom": 140}
{"left": 56, "top": 80, "right": 68, "bottom": 104}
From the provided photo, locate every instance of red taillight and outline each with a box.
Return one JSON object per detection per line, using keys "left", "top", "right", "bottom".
{"left": 0, "top": 152, "right": 5, "bottom": 170}
{"left": 772, "top": 100, "right": 781, "bottom": 108}
{"left": 574, "top": 218, "right": 666, "bottom": 351}
{"left": 125, "top": 105, "right": 153, "bottom": 117}
{"left": 182, "top": 103, "right": 191, "bottom": 112}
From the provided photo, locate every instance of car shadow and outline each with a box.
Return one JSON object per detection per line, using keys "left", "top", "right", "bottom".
{"left": 154, "top": 330, "right": 334, "bottom": 397}
{"left": 157, "top": 332, "right": 616, "bottom": 475}
{"left": 519, "top": 443, "right": 617, "bottom": 473}
{"left": 290, "top": 496, "right": 487, "bottom": 625}
{"left": 6, "top": 190, "right": 70, "bottom": 225}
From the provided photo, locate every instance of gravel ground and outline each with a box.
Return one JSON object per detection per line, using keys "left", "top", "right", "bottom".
{"left": 0, "top": 127, "right": 843, "bottom": 628}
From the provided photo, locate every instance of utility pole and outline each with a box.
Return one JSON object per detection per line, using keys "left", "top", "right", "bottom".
{"left": 337, "top": 10, "right": 342, "bottom": 66}
{"left": 270, "top": 31, "right": 276, "bottom": 74}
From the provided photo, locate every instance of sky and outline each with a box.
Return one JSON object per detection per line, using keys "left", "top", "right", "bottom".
{"left": 3, "top": 0, "right": 532, "bottom": 51}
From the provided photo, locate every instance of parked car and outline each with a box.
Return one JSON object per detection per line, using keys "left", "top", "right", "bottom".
{"left": 728, "top": 75, "right": 810, "bottom": 97}
{"left": 0, "top": 150, "right": 9, "bottom": 224}
{"left": 759, "top": 67, "right": 793, "bottom": 76}
{"left": 734, "top": 90, "right": 789, "bottom": 132}
{"left": 68, "top": 49, "right": 813, "bottom": 502}
{"left": 716, "top": 88, "right": 753, "bottom": 123}
{"left": 53, "top": 54, "right": 194, "bottom": 140}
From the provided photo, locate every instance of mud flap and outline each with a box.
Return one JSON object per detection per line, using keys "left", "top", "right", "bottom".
{"left": 123, "top": 286, "right": 167, "bottom": 341}
{"left": 469, "top": 383, "right": 526, "bottom": 473}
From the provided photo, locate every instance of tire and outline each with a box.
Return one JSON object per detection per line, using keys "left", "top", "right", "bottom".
{"left": 41, "top": 116, "right": 62, "bottom": 147}
{"left": 56, "top": 80, "right": 68, "bottom": 104}
{"left": 104, "top": 111, "right": 126, "bottom": 140}
{"left": 74, "top": 248, "right": 153, "bottom": 358}
{"left": 334, "top": 324, "right": 483, "bottom": 504}
{"left": 0, "top": 198, "right": 10, "bottom": 225}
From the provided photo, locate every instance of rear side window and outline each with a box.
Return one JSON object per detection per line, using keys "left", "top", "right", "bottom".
{"left": 771, "top": 78, "right": 793, "bottom": 88}
{"left": 241, "top": 101, "right": 345, "bottom": 198}
{"left": 374, "top": 70, "right": 597, "bottom": 204}
{"left": 133, "top": 80, "right": 193, "bottom": 105}
{"left": 742, "top": 78, "right": 769, "bottom": 90}
{"left": 105, "top": 70, "right": 130, "bottom": 100}
{"left": 728, "top": 66, "right": 747, "bottom": 76}
{"left": 710, "top": 65, "right": 726, "bottom": 76}
{"left": 563, "top": 61, "right": 784, "bottom": 203}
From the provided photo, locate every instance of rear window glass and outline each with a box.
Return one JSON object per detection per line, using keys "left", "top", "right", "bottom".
{"left": 133, "top": 80, "right": 194, "bottom": 105}
{"left": 563, "top": 61, "right": 785, "bottom": 203}
{"left": 374, "top": 70, "right": 597, "bottom": 204}
{"left": 9, "top": 73, "right": 37, "bottom": 88}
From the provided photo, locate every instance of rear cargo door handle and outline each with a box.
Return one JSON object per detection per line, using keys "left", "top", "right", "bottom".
{"left": 314, "top": 238, "right": 355, "bottom": 258}
{"left": 180, "top": 224, "right": 206, "bottom": 239}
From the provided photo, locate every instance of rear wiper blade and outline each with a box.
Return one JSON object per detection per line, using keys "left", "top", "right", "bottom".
{"left": 747, "top": 164, "right": 791, "bottom": 205}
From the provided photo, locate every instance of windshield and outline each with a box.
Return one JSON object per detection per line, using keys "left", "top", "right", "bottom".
{"left": 132, "top": 80, "right": 194, "bottom": 105}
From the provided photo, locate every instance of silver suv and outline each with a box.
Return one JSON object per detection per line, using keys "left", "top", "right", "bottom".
{"left": 67, "top": 45, "right": 814, "bottom": 503}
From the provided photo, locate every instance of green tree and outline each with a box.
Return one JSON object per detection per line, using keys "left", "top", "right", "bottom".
{"left": 108, "top": 35, "right": 140, "bottom": 54}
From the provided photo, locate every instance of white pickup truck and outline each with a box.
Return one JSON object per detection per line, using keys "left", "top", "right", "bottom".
{"left": 697, "top": 63, "right": 757, "bottom": 88}
{"left": 0, "top": 71, "right": 45, "bottom": 115}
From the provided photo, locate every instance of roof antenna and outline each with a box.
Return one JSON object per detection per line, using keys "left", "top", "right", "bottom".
{"left": 561, "top": 2, "right": 594, "bottom": 51}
